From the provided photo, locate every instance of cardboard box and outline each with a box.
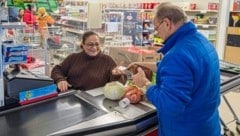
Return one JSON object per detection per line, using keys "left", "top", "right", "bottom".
{"left": 224, "top": 45, "right": 240, "bottom": 65}
{"left": 227, "top": 27, "right": 240, "bottom": 35}
{"left": 109, "top": 46, "right": 161, "bottom": 66}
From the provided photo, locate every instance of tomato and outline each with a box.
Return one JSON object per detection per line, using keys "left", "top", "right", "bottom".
{"left": 123, "top": 86, "right": 143, "bottom": 104}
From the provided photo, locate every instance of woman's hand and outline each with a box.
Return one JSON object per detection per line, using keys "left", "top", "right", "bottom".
{"left": 57, "top": 81, "right": 72, "bottom": 92}
{"left": 112, "top": 66, "right": 125, "bottom": 75}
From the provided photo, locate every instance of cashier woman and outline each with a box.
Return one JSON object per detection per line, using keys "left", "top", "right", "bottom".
{"left": 51, "top": 31, "right": 125, "bottom": 92}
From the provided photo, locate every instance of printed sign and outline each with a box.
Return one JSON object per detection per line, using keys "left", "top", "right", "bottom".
{"left": 2, "top": 43, "right": 29, "bottom": 64}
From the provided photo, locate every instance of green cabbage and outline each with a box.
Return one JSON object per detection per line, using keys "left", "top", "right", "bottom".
{"left": 103, "top": 81, "right": 125, "bottom": 100}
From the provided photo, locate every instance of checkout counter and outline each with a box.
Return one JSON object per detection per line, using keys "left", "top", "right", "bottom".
{"left": 1, "top": 68, "right": 240, "bottom": 136}
{"left": 0, "top": 88, "right": 157, "bottom": 136}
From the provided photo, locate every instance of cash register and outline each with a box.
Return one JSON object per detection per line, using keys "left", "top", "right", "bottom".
{"left": 3, "top": 65, "right": 54, "bottom": 107}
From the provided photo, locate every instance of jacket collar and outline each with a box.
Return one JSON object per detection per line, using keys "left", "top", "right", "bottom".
{"left": 157, "top": 22, "right": 197, "bottom": 55}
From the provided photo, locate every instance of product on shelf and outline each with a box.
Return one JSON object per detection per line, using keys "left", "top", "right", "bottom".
{"left": 102, "top": 2, "right": 158, "bottom": 46}
{"left": 208, "top": 3, "right": 219, "bottom": 10}
{"left": 233, "top": 0, "right": 240, "bottom": 11}
{"left": 181, "top": 2, "right": 219, "bottom": 46}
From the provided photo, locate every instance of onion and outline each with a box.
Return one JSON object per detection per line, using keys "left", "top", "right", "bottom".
{"left": 103, "top": 81, "right": 125, "bottom": 100}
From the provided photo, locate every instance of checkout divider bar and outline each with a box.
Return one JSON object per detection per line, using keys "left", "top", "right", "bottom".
{"left": 74, "top": 90, "right": 103, "bottom": 111}
{"left": 221, "top": 74, "right": 240, "bottom": 94}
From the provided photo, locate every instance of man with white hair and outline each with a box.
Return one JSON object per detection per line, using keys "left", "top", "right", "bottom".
{"left": 132, "top": 2, "right": 221, "bottom": 136}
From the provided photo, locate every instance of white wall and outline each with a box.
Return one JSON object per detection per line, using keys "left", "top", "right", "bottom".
{"left": 216, "top": 0, "right": 230, "bottom": 59}
{"left": 230, "top": 0, "right": 234, "bottom": 10}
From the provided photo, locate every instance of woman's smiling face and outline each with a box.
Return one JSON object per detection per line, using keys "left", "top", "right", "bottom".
{"left": 82, "top": 35, "right": 101, "bottom": 56}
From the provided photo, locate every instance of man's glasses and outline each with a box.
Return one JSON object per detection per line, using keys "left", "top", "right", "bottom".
{"left": 85, "top": 42, "right": 100, "bottom": 48}
{"left": 154, "top": 20, "right": 164, "bottom": 31}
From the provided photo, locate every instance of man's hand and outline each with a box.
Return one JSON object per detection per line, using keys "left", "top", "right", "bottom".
{"left": 132, "top": 67, "right": 150, "bottom": 88}
{"left": 128, "top": 62, "right": 157, "bottom": 72}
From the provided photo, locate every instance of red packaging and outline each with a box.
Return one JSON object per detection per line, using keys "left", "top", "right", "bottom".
{"left": 153, "top": 3, "right": 157, "bottom": 9}
{"left": 146, "top": 3, "right": 150, "bottom": 9}
{"left": 233, "top": 2, "right": 238, "bottom": 11}
{"left": 148, "top": 3, "right": 153, "bottom": 9}
{"left": 190, "top": 3, "right": 196, "bottom": 10}
{"left": 208, "top": 3, "right": 219, "bottom": 10}
{"left": 140, "top": 3, "right": 144, "bottom": 9}
{"left": 145, "top": 3, "right": 148, "bottom": 9}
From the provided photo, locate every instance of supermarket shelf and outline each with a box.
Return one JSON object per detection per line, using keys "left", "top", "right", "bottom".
{"left": 209, "top": 39, "right": 216, "bottom": 41}
{"left": 62, "top": 28, "right": 105, "bottom": 38}
{"left": 142, "top": 29, "right": 154, "bottom": 33}
{"left": 62, "top": 28, "right": 84, "bottom": 34}
{"left": 104, "top": 8, "right": 153, "bottom": 12}
{"left": 1, "top": 22, "right": 26, "bottom": 29}
{"left": 143, "top": 20, "right": 152, "bottom": 23}
{"left": 50, "top": 13, "right": 61, "bottom": 17}
{"left": 104, "top": 8, "right": 141, "bottom": 11}
{"left": 230, "top": 11, "right": 240, "bottom": 13}
{"left": 61, "top": 16, "right": 87, "bottom": 22}
{"left": 195, "top": 24, "right": 217, "bottom": 28}
{"left": 184, "top": 9, "right": 218, "bottom": 13}
{"left": 58, "top": 23, "right": 76, "bottom": 28}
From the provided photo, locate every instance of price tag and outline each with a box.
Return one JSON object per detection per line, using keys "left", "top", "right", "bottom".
{"left": 202, "top": 24, "right": 209, "bottom": 28}
{"left": 200, "top": 10, "right": 207, "bottom": 14}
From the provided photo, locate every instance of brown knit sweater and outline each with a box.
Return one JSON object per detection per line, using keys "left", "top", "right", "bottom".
{"left": 51, "top": 51, "right": 125, "bottom": 91}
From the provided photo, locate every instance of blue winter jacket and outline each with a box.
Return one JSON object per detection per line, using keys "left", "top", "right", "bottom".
{"left": 147, "top": 22, "right": 221, "bottom": 136}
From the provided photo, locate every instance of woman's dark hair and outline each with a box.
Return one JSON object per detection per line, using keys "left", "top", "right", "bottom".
{"left": 26, "top": 4, "right": 32, "bottom": 11}
{"left": 81, "top": 31, "right": 99, "bottom": 44}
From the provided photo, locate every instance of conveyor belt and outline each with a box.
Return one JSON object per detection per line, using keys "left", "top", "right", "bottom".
{"left": 49, "top": 88, "right": 157, "bottom": 136}
{"left": 0, "top": 94, "right": 105, "bottom": 136}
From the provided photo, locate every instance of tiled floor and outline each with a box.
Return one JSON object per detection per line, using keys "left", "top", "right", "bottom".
{"left": 219, "top": 92, "right": 240, "bottom": 135}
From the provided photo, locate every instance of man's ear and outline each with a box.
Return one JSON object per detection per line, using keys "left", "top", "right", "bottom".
{"left": 164, "top": 18, "right": 171, "bottom": 29}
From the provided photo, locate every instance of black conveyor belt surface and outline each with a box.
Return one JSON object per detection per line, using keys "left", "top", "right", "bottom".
{"left": 0, "top": 95, "right": 105, "bottom": 136}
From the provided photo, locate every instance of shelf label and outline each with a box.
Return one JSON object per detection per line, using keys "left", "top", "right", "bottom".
{"left": 202, "top": 25, "right": 209, "bottom": 28}
{"left": 200, "top": 10, "right": 207, "bottom": 14}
